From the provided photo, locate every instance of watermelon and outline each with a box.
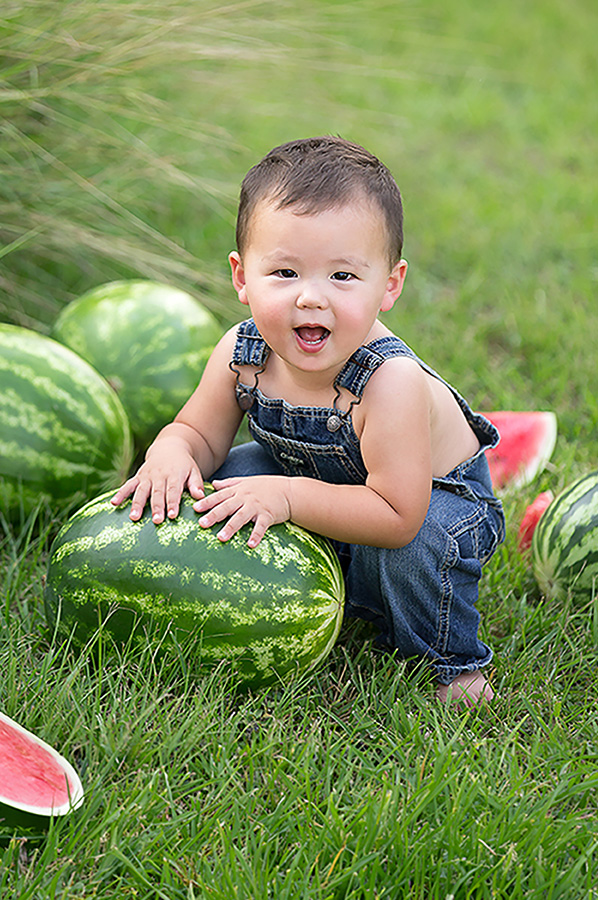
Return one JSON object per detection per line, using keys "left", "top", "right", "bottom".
{"left": 52, "top": 280, "right": 223, "bottom": 449}
{"left": 0, "top": 324, "right": 133, "bottom": 517}
{"left": 518, "top": 490, "right": 554, "bottom": 552}
{"left": 44, "top": 491, "right": 345, "bottom": 689}
{"left": 0, "top": 711, "right": 83, "bottom": 833}
{"left": 532, "top": 472, "right": 598, "bottom": 601}
{"left": 484, "top": 411, "right": 557, "bottom": 490}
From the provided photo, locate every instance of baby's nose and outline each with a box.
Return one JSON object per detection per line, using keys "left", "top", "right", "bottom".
{"left": 296, "top": 282, "right": 328, "bottom": 309}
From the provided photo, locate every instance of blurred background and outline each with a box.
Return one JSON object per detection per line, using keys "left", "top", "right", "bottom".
{"left": 1, "top": 0, "right": 596, "bottom": 455}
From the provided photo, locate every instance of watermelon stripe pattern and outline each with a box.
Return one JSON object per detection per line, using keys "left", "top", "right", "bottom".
{"left": 52, "top": 281, "right": 223, "bottom": 449}
{"left": 0, "top": 325, "right": 133, "bottom": 514}
{"left": 532, "top": 471, "right": 598, "bottom": 600}
{"left": 44, "top": 492, "right": 345, "bottom": 688}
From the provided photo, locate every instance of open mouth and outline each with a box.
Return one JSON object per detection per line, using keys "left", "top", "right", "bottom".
{"left": 294, "top": 325, "right": 330, "bottom": 351}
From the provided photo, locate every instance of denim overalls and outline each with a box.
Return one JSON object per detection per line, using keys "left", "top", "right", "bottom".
{"left": 214, "top": 318, "right": 506, "bottom": 684}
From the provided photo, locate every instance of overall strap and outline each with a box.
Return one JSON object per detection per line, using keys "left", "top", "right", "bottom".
{"left": 231, "top": 319, "right": 270, "bottom": 367}
{"left": 335, "top": 336, "right": 415, "bottom": 397}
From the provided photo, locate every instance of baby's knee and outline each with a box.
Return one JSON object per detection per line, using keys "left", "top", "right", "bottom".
{"left": 211, "top": 441, "right": 283, "bottom": 479}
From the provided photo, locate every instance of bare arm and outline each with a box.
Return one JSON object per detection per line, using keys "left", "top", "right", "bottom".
{"left": 111, "top": 327, "right": 243, "bottom": 522}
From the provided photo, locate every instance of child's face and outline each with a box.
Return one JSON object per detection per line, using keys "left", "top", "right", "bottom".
{"left": 229, "top": 198, "right": 407, "bottom": 385}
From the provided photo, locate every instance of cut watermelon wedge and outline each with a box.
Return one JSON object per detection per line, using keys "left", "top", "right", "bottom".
{"left": 518, "top": 490, "right": 554, "bottom": 552}
{"left": 482, "top": 411, "right": 557, "bottom": 490}
{"left": 0, "top": 711, "right": 84, "bottom": 832}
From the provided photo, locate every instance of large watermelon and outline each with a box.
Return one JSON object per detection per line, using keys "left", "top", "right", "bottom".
{"left": 484, "top": 411, "right": 557, "bottom": 489}
{"left": 0, "top": 324, "right": 133, "bottom": 516}
{"left": 0, "top": 711, "right": 84, "bottom": 834}
{"left": 532, "top": 471, "right": 598, "bottom": 600}
{"left": 52, "top": 280, "right": 223, "bottom": 449}
{"left": 44, "top": 491, "right": 345, "bottom": 689}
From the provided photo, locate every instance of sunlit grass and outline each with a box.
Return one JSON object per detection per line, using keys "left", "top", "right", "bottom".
{"left": 3, "top": 487, "right": 598, "bottom": 897}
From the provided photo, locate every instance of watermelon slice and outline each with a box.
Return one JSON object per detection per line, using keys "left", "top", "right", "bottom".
{"left": 518, "top": 490, "right": 554, "bottom": 552}
{"left": 483, "top": 411, "right": 557, "bottom": 490}
{"left": 0, "top": 712, "right": 84, "bottom": 832}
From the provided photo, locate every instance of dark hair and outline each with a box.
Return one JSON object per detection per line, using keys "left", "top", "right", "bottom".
{"left": 235, "top": 136, "right": 404, "bottom": 265}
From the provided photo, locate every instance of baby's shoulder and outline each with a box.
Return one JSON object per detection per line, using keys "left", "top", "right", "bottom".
{"left": 201, "top": 325, "right": 239, "bottom": 379}
{"left": 365, "top": 353, "right": 429, "bottom": 398}
{"left": 353, "top": 355, "right": 430, "bottom": 433}
{"left": 212, "top": 324, "right": 240, "bottom": 358}
{"left": 361, "top": 321, "right": 417, "bottom": 365}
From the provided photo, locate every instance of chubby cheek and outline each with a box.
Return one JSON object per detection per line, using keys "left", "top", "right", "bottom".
{"left": 250, "top": 303, "right": 289, "bottom": 343}
{"left": 338, "top": 300, "right": 376, "bottom": 336}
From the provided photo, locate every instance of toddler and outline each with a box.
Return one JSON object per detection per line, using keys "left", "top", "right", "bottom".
{"left": 112, "top": 136, "right": 505, "bottom": 706}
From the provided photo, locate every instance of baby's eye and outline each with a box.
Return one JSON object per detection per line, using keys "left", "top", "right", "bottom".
{"left": 274, "top": 268, "right": 297, "bottom": 279}
{"left": 331, "top": 271, "right": 354, "bottom": 282}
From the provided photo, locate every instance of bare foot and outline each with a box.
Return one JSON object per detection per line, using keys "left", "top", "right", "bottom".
{"left": 436, "top": 670, "right": 494, "bottom": 708}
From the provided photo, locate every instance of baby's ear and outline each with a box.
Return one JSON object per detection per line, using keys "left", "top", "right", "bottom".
{"left": 380, "top": 259, "right": 408, "bottom": 312}
{"left": 229, "top": 251, "right": 249, "bottom": 305}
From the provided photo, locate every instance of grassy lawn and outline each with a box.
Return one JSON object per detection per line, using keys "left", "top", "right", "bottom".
{"left": 2, "top": 0, "right": 598, "bottom": 896}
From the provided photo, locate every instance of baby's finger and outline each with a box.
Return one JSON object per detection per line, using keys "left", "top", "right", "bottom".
{"left": 187, "top": 467, "right": 205, "bottom": 501}
{"left": 211, "top": 477, "right": 242, "bottom": 489}
{"left": 150, "top": 484, "right": 168, "bottom": 524}
{"left": 196, "top": 493, "right": 243, "bottom": 528}
{"left": 165, "top": 479, "right": 184, "bottom": 519}
{"left": 193, "top": 489, "right": 225, "bottom": 515}
{"left": 129, "top": 481, "right": 152, "bottom": 521}
{"left": 246, "top": 514, "right": 272, "bottom": 548}
{"left": 216, "top": 506, "right": 260, "bottom": 543}
{"left": 111, "top": 477, "right": 139, "bottom": 506}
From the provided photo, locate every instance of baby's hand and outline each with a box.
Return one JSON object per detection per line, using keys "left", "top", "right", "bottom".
{"left": 193, "top": 476, "right": 292, "bottom": 547}
{"left": 111, "top": 453, "right": 205, "bottom": 524}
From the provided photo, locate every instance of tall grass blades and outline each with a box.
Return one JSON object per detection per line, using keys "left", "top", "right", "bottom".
{"left": 0, "top": 1, "right": 294, "bottom": 329}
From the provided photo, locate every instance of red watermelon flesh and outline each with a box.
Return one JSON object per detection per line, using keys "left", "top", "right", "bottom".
{"left": 518, "top": 490, "right": 554, "bottom": 552}
{"left": 0, "top": 712, "right": 83, "bottom": 818}
{"left": 483, "top": 411, "right": 557, "bottom": 490}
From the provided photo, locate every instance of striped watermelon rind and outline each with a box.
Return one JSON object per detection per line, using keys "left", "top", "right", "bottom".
{"left": 532, "top": 471, "right": 598, "bottom": 601}
{"left": 44, "top": 491, "right": 345, "bottom": 689}
{"left": 0, "top": 324, "right": 133, "bottom": 516}
{"left": 52, "top": 280, "right": 223, "bottom": 449}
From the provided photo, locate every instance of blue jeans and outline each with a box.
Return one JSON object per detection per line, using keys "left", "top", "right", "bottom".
{"left": 213, "top": 443, "right": 505, "bottom": 684}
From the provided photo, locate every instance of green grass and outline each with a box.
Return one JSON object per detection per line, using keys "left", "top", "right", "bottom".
{"left": 2, "top": 0, "right": 598, "bottom": 896}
